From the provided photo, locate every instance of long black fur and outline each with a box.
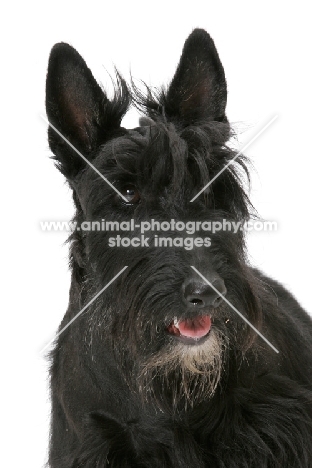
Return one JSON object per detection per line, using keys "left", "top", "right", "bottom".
{"left": 45, "top": 29, "right": 312, "bottom": 467}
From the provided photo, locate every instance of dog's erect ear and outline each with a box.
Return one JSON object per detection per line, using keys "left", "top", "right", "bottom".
{"left": 46, "top": 43, "right": 126, "bottom": 177}
{"left": 165, "top": 29, "right": 227, "bottom": 124}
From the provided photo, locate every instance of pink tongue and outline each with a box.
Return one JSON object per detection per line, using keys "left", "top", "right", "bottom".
{"left": 178, "top": 316, "right": 211, "bottom": 338}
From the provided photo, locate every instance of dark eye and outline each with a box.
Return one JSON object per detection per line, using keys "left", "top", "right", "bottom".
{"left": 121, "top": 185, "right": 141, "bottom": 205}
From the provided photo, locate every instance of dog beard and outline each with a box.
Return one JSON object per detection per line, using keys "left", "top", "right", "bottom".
{"left": 137, "top": 329, "right": 228, "bottom": 411}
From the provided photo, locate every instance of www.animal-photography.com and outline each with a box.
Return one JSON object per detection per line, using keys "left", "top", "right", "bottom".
{"left": 2, "top": 2, "right": 311, "bottom": 467}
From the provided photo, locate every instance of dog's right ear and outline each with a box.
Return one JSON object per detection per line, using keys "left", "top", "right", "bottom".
{"left": 46, "top": 43, "right": 126, "bottom": 178}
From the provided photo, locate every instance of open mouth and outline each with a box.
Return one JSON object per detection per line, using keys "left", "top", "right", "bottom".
{"left": 167, "top": 315, "right": 212, "bottom": 345}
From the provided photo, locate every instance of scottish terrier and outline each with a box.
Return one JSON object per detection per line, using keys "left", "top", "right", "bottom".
{"left": 45, "top": 29, "right": 312, "bottom": 467}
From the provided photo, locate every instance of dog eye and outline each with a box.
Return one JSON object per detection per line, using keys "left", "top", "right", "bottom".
{"left": 121, "top": 185, "right": 141, "bottom": 205}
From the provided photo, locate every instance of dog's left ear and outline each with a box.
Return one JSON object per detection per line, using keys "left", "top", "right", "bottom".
{"left": 165, "top": 29, "right": 227, "bottom": 124}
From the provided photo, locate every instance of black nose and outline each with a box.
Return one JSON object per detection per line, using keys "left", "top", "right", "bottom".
{"left": 183, "top": 277, "right": 227, "bottom": 309}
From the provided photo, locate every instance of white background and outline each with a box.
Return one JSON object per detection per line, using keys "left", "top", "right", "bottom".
{"left": 1, "top": 1, "right": 311, "bottom": 466}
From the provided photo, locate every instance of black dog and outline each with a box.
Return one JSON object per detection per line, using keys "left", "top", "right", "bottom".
{"left": 45, "top": 29, "right": 312, "bottom": 467}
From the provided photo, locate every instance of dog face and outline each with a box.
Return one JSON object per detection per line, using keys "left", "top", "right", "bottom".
{"left": 46, "top": 29, "right": 261, "bottom": 407}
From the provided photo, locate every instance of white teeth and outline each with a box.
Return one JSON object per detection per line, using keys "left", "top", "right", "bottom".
{"left": 173, "top": 318, "right": 180, "bottom": 328}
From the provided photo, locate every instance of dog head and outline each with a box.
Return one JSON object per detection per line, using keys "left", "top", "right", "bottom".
{"left": 46, "top": 29, "right": 261, "bottom": 408}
